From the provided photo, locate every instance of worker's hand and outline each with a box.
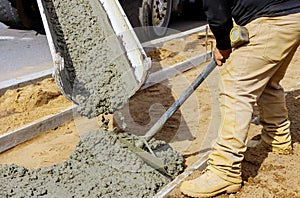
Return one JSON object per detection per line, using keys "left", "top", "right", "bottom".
{"left": 214, "top": 47, "right": 232, "bottom": 66}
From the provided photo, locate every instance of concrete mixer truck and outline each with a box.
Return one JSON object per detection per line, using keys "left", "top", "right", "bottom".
{"left": 0, "top": 0, "right": 204, "bottom": 36}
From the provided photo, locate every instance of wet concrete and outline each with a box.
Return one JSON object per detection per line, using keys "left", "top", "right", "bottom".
{"left": 43, "top": 0, "right": 139, "bottom": 117}
{"left": 0, "top": 130, "right": 183, "bottom": 197}
{"left": 0, "top": 1, "right": 185, "bottom": 196}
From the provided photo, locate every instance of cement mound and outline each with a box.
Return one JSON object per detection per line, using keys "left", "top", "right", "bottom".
{"left": 0, "top": 130, "right": 184, "bottom": 197}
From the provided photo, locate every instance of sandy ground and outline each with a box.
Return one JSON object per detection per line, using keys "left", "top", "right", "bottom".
{"left": 0, "top": 78, "right": 72, "bottom": 135}
{"left": 0, "top": 34, "right": 299, "bottom": 197}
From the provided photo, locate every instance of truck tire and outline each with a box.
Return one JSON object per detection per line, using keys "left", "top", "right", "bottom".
{"left": 120, "top": 0, "right": 171, "bottom": 40}
{"left": 148, "top": 0, "right": 172, "bottom": 37}
{"left": 0, "top": 0, "right": 23, "bottom": 28}
{"left": 119, "top": 0, "right": 151, "bottom": 41}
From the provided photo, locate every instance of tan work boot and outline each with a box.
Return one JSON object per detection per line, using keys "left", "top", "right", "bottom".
{"left": 261, "top": 140, "right": 293, "bottom": 155}
{"left": 180, "top": 169, "right": 241, "bottom": 197}
{"left": 248, "top": 139, "right": 293, "bottom": 155}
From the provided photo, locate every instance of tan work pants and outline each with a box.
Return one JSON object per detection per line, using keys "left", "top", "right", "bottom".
{"left": 208, "top": 12, "right": 300, "bottom": 183}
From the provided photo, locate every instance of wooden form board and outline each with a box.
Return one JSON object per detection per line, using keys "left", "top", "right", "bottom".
{"left": 0, "top": 106, "right": 75, "bottom": 153}
{"left": 0, "top": 52, "right": 212, "bottom": 154}
{"left": 142, "top": 25, "right": 209, "bottom": 50}
{"left": 0, "top": 69, "right": 52, "bottom": 95}
{"left": 0, "top": 24, "right": 212, "bottom": 154}
{"left": 154, "top": 152, "right": 211, "bottom": 198}
{"left": 142, "top": 52, "right": 212, "bottom": 90}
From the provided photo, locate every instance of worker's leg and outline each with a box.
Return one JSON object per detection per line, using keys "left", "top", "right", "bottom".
{"left": 209, "top": 13, "right": 300, "bottom": 183}
{"left": 181, "top": 13, "right": 300, "bottom": 197}
{"left": 258, "top": 45, "right": 299, "bottom": 154}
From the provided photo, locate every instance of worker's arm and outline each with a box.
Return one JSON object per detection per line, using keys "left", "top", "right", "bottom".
{"left": 203, "top": 0, "right": 233, "bottom": 66}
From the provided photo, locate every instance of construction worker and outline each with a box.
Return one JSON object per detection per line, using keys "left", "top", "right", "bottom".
{"left": 180, "top": 0, "right": 300, "bottom": 197}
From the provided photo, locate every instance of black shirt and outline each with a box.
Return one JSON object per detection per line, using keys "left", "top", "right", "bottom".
{"left": 203, "top": 0, "right": 300, "bottom": 49}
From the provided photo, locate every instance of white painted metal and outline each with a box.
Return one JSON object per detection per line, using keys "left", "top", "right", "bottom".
{"left": 36, "top": 0, "right": 152, "bottom": 101}
{"left": 98, "top": 0, "right": 151, "bottom": 84}
{"left": 36, "top": 0, "right": 57, "bottom": 64}
{"left": 1, "top": 8, "right": 214, "bottom": 192}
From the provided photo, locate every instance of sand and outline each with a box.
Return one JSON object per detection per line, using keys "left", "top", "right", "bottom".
{"left": 0, "top": 1, "right": 186, "bottom": 196}
{"left": 0, "top": 78, "right": 71, "bottom": 135}
{"left": 0, "top": 29, "right": 299, "bottom": 197}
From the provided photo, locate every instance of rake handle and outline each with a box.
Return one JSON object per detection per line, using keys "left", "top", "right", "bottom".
{"left": 135, "top": 59, "right": 217, "bottom": 148}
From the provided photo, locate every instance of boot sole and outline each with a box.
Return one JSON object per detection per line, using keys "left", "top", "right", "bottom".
{"left": 181, "top": 184, "right": 241, "bottom": 197}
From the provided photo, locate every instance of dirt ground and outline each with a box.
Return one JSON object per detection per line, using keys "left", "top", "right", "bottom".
{"left": 0, "top": 78, "right": 72, "bottom": 135}
{"left": 0, "top": 34, "right": 299, "bottom": 197}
